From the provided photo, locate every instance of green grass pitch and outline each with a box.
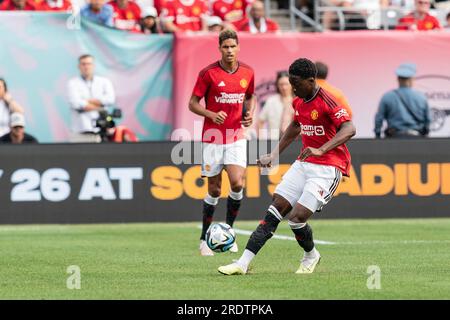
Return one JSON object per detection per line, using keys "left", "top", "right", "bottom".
{"left": 1, "top": 219, "right": 449, "bottom": 299}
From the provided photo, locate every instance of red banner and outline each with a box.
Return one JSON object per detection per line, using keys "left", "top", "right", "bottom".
{"left": 173, "top": 31, "right": 450, "bottom": 139}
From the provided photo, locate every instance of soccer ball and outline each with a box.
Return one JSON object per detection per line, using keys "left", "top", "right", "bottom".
{"left": 205, "top": 223, "right": 236, "bottom": 253}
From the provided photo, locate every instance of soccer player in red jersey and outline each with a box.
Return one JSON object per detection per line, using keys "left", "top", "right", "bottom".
{"left": 189, "top": 29, "right": 256, "bottom": 256}
{"left": 219, "top": 58, "right": 356, "bottom": 275}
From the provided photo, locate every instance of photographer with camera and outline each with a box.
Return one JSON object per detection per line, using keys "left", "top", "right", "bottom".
{"left": 67, "top": 54, "right": 116, "bottom": 143}
{"left": 96, "top": 108, "right": 138, "bottom": 143}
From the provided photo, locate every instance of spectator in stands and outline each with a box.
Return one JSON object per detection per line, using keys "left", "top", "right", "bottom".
{"left": 138, "top": 6, "right": 162, "bottom": 33}
{"left": 0, "top": 0, "right": 37, "bottom": 10}
{"left": 395, "top": 0, "right": 441, "bottom": 30}
{"left": 108, "top": 0, "right": 141, "bottom": 31}
{"left": 81, "top": 0, "right": 114, "bottom": 27}
{"left": 446, "top": 11, "right": 450, "bottom": 28}
{"left": 37, "top": 0, "right": 72, "bottom": 11}
{"left": 0, "top": 113, "right": 38, "bottom": 144}
{"left": 258, "top": 71, "right": 293, "bottom": 140}
{"left": 323, "top": 0, "right": 389, "bottom": 30}
{"left": 315, "top": 61, "right": 353, "bottom": 118}
{"left": 233, "top": 0, "right": 280, "bottom": 33}
{"left": 390, "top": 0, "right": 415, "bottom": 11}
{"left": 161, "top": 0, "right": 209, "bottom": 32}
{"left": 212, "top": 0, "right": 253, "bottom": 23}
{"left": 0, "top": 78, "right": 25, "bottom": 137}
{"left": 374, "top": 63, "right": 430, "bottom": 138}
{"left": 207, "top": 15, "right": 225, "bottom": 32}
{"left": 67, "top": 54, "right": 116, "bottom": 143}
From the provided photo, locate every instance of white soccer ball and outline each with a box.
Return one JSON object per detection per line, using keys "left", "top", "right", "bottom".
{"left": 205, "top": 223, "right": 236, "bottom": 253}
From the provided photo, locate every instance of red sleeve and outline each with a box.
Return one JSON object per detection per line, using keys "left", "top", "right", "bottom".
{"left": 267, "top": 19, "right": 279, "bottom": 32}
{"left": 327, "top": 105, "right": 352, "bottom": 128}
{"left": 395, "top": 16, "right": 410, "bottom": 30}
{"left": 132, "top": 2, "right": 141, "bottom": 20}
{"left": 164, "top": 1, "right": 175, "bottom": 19}
{"left": 192, "top": 70, "right": 210, "bottom": 98}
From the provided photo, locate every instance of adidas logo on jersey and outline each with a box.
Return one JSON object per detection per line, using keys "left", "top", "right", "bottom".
{"left": 218, "top": 81, "right": 226, "bottom": 87}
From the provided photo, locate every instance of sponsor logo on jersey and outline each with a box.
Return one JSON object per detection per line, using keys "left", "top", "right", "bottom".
{"left": 300, "top": 123, "right": 325, "bottom": 136}
{"left": 240, "top": 79, "right": 248, "bottom": 89}
{"left": 218, "top": 81, "right": 226, "bottom": 87}
{"left": 215, "top": 92, "right": 245, "bottom": 104}
{"left": 311, "top": 109, "right": 319, "bottom": 120}
{"left": 335, "top": 108, "right": 349, "bottom": 119}
{"left": 192, "top": 6, "right": 201, "bottom": 15}
{"left": 318, "top": 189, "right": 324, "bottom": 197}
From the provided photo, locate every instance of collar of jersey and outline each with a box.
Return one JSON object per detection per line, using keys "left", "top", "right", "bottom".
{"left": 218, "top": 60, "right": 240, "bottom": 74}
{"left": 303, "top": 86, "right": 320, "bottom": 104}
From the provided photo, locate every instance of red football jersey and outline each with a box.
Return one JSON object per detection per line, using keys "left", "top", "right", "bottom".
{"left": 108, "top": 0, "right": 141, "bottom": 30}
{"left": 212, "top": 0, "right": 252, "bottom": 22}
{"left": 192, "top": 61, "right": 255, "bottom": 144}
{"left": 164, "top": 0, "right": 208, "bottom": 31}
{"left": 395, "top": 13, "right": 441, "bottom": 30}
{"left": 292, "top": 87, "right": 352, "bottom": 176}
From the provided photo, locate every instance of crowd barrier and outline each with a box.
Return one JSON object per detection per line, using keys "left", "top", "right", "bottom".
{"left": 0, "top": 139, "right": 448, "bottom": 224}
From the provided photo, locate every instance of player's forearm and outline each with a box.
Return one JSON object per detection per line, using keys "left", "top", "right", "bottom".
{"left": 319, "top": 121, "right": 356, "bottom": 153}
{"left": 271, "top": 121, "right": 300, "bottom": 157}
{"left": 189, "top": 99, "right": 214, "bottom": 120}
{"left": 244, "top": 95, "right": 256, "bottom": 115}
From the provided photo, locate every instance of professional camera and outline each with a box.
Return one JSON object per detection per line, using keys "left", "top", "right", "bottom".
{"left": 95, "top": 108, "right": 122, "bottom": 142}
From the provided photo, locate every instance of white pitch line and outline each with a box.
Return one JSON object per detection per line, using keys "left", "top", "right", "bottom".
{"left": 232, "top": 228, "right": 338, "bottom": 245}
{"left": 201, "top": 226, "right": 450, "bottom": 246}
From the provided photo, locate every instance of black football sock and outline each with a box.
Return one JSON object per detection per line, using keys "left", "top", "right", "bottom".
{"left": 289, "top": 222, "right": 314, "bottom": 252}
{"left": 200, "top": 199, "right": 218, "bottom": 241}
{"left": 245, "top": 205, "right": 282, "bottom": 255}
{"left": 226, "top": 196, "right": 241, "bottom": 227}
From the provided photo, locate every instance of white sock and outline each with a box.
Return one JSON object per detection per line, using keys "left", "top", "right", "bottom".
{"left": 236, "top": 249, "right": 255, "bottom": 272}
{"left": 304, "top": 247, "right": 318, "bottom": 259}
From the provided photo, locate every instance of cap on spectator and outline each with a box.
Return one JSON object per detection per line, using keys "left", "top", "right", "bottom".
{"left": 141, "top": 6, "right": 158, "bottom": 18}
{"left": 10, "top": 113, "right": 25, "bottom": 128}
{"left": 207, "top": 16, "right": 223, "bottom": 27}
{"left": 395, "top": 63, "right": 417, "bottom": 78}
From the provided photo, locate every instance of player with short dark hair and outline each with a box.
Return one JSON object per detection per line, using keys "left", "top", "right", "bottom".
{"left": 218, "top": 58, "right": 356, "bottom": 274}
{"left": 189, "top": 29, "right": 256, "bottom": 256}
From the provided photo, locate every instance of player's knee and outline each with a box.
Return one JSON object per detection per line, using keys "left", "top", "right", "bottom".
{"left": 271, "top": 194, "right": 292, "bottom": 217}
{"left": 208, "top": 188, "right": 221, "bottom": 198}
{"left": 289, "top": 213, "right": 309, "bottom": 224}
{"left": 229, "top": 180, "right": 243, "bottom": 192}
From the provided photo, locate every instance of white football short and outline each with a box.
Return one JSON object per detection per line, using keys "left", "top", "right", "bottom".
{"left": 274, "top": 160, "right": 342, "bottom": 213}
{"left": 201, "top": 139, "right": 247, "bottom": 177}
